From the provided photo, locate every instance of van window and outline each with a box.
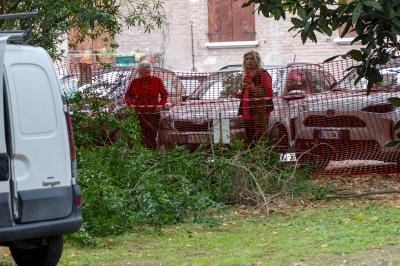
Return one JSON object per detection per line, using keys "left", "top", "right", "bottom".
{"left": 10, "top": 64, "right": 56, "bottom": 134}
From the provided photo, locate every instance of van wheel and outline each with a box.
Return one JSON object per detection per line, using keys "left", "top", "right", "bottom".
{"left": 10, "top": 235, "right": 63, "bottom": 266}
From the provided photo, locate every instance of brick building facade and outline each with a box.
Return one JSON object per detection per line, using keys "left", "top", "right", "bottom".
{"left": 115, "top": 0, "right": 362, "bottom": 72}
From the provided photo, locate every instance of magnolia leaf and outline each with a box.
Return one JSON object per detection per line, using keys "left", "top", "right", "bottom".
{"left": 384, "top": 140, "right": 400, "bottom": 148}
{"left": 318, "top": 20, "right": 332, "bottom": 36}
{"left": 346, "top": 49, "right": 363, "bottom": 61}
{"left": 352, "top": 3, "right": 362, "bottom": 24}
{"left": 297, "top": 6, "right": 307, "bottom": 20}
{"left": 388, "top": 97, "right": 400, "bottom": 107}
{"left": 364, "top": 1, "right": 383, "bottom": 10}
{"left": 392, "top": 17, "right": 400, "bottom": 28}
{"left": 291, "top": 17, "right": 303, "bottom": 27}
{"left": 301, "top": 30, "right": 307, "bottom": 43}
{"left": 395, "top": 120, "right": 400, "bottom": 131}
{"left": 308, "top": 31, "right": 317, "bottom": 43}
{"left": 324, "top": 55, "right": 341, "bottom": 63}
{"left": 340, "top": 21, "right": 352, "bottom": 38}
{"left": 351, "top": 34, "right": 364, "bottom": 44}
{"left": 241, "top": 1, "right": 252, "bottom": 8}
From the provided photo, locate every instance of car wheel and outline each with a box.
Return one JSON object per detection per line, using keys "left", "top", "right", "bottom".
{"left": 269, "top": 124, "right": 289, "bottom": 152}
{"left": 10, "top": 235, "right": 63, "bottom": 266}
{"left": 298, "top": 146, "right": 335, "bottom": 172}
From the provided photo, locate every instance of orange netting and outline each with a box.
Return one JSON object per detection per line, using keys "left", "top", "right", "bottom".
{"left": 56, "top": 60, "right": 400, "bottom": 176}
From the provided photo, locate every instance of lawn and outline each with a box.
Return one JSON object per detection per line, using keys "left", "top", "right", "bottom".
{"left": 2, "top": 199, "right": 399, "bottom": 266}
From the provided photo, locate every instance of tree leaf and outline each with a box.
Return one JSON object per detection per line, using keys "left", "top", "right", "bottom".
{"left": 364, "top": 1, "right": 383, "bottom": 10}
{"left": 241, "top": 1, "right": 252, "bottom": 8}
{"left": 391, "top": 17, "right": 400, "bottom": 28}
{"left": 346, "top": 49, "right": 364, "bottom": 61}
{"left": 308, "top": 31, "right": 317, "bottom": 43}
{"left": 351, "top": 34, "right": 364, "bottom": 44}
{"left": 384, "top": 140, "right": 399, "bottom": 148}
{"left": 352, "top": 3, "right": 362, "bottom": 24}
{"left": 301, "top": 30, "right": 307, "bottom": 43}
{"left": 324, "top": 55, "right": 341, "bottom": 63}
{"left": 388, "top": 97, "right": 400, "bottom": 107}
{"left": 340, "top": 21, "right": 352, "bottom": 38}
{"left": 395, "top": 120, "right": 400, "bottom": 131}
{"left": 291, "top": 17, "right": 304, "bottom": 27}
{"left": 297, "top": 6, "right": 307, "bottom": 20}
{"left": 318, "top": 19, "right": 332, "bottom": 36}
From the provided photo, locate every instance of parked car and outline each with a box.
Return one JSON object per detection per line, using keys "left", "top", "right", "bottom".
{"left": 294, "top": 64, "right": 400, "bottom": 170}
{"left": 59, "top": 67, "right": 133, "bottom": 101}
{"left": 158, "top": 70, "right": 245, "bottom": 148}
{"left": 265, "top": 63, "right": 337, "bottom": 152}
{"left": 218, "top": 64, "right": 242, "bottom": 71}
{"left": 60, "top": 66, "right": 185, "bottom": 107}
{"left": 158, "top": 63, "right": 336, "bottom": 150}
{"left": 152, "top": 68, "right": 185, "bottom": 105}
{"left": 175, "top": 71, "right": 209, "bottom": 98}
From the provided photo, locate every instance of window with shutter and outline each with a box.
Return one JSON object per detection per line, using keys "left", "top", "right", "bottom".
{"left": 208, "top": 0, "right": 255, "bottom": 42}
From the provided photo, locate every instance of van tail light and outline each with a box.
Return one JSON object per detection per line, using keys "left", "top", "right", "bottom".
{"left": 75, "top": 195, "right": 83, "bottom": 208}
{"left": 64, "top": 104, "right": 77, "bottom": 179}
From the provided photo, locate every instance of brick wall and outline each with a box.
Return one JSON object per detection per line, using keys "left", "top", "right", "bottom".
{"left": 115, "top": 0, "right": 362, "bottom": 72}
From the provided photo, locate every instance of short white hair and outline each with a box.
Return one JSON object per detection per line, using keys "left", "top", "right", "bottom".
{"left": 138, "top": 60, "right": 153, "bottom": 71}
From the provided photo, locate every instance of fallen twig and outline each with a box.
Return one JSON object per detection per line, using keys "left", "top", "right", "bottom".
{"left": 326, "top": 189, "right": 400, "bottom": 199}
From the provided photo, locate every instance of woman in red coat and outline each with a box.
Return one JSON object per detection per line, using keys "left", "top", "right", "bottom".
{"left": 124, "top": 61, "right": 168, "bottom": 149}
{"left": 239, "top": 51, "right": 273, "bottom": 146}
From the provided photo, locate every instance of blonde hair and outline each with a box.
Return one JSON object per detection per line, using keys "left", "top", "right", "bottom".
{"left": 242, "top": 50, "right": 263, "bottom": 73}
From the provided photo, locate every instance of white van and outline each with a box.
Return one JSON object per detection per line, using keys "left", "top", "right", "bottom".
{"left": 0, "top": 28, "right": 82, "bottom": 265}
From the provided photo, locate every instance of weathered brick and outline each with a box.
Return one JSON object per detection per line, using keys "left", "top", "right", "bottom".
{"left": 115, "top": 0, "right": 362, "bottom": 72}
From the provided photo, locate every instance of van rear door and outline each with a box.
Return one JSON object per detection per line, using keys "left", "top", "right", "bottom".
{"left": 0, "top": 36, "right": 12, "bottom": 227}
{"left": 4, "top": 45, "right": 73, "bottom": 223}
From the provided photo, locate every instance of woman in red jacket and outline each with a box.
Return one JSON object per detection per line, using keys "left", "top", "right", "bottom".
{"left": 124, "top": 61, "right": 168, "bottom": 149}
{"left": 239, "top": 51, "right": 274, "bottom": 146}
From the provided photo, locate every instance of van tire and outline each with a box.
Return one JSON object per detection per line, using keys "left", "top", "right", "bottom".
{"left": 10, "top": 235, "right": 63, "bottom": 266}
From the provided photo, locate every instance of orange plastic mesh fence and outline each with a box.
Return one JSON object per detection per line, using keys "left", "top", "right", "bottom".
{"left": 56, "top": 60, "right": 400, "bottom": 175}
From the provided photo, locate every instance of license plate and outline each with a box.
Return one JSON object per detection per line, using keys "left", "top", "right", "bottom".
{"left": 315, "top": 129, "right": 344, "bottom": 140}
{"left": 187, "top": 134, "right": 208, "bottom": 144}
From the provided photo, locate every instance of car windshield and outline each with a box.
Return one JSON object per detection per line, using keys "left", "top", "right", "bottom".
{"left": 178, "top": 74, "right": 209, "bottom": 96}
{"left": 284, "top": 66, "right": 336, "bottom": 95}
{"left": 334, "top": 67, "right": 400, "bottom": 91}
{"left": 190, "top": 71, "right": 243, "bottom": 100}
{"left": 189, "top": 68, "right": 283, "bottom": 100}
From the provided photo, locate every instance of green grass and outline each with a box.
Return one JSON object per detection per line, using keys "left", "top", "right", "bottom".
{"left": 2, "top": 201, "right": 400, "bottom": 265}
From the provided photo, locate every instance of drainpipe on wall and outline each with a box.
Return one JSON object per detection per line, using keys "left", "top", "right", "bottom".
{"left": 190, "top": 21, "right": 197, "bottom": 72}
